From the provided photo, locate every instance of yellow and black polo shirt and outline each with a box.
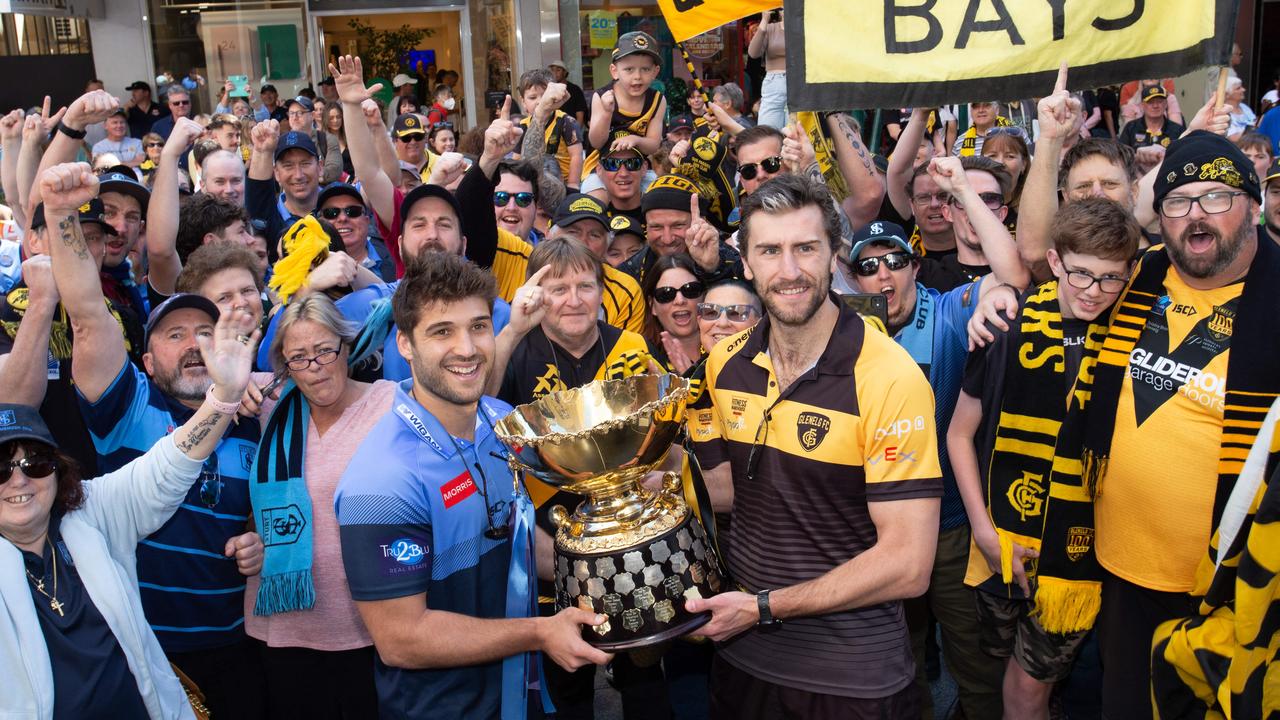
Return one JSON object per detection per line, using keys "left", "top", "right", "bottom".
{"left": 691, "top": 301, "right": 942, "bottom": 698}
{"left": 494, "top": 228, "right": 645, "bottom": 334}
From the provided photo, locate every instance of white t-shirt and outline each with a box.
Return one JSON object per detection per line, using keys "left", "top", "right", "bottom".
{"left": 92, "top": 137, "right": 144, "bottom": 163}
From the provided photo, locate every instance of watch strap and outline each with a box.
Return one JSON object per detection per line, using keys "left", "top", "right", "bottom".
{"left": 205, "top": 385, "right": 241, "bottom": 415}
{"left": 55, "top": 121, "right": 86, "bottom": 140}
{"left": 756, "top": 589, "right": 777, "bottom": 626}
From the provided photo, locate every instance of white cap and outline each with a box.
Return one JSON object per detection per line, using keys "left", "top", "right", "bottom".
{"left": 393, "top": 73, "right": 418, "bottom": 87}
{"left": 548, "top": 59, "right": 567, "bottom": 70}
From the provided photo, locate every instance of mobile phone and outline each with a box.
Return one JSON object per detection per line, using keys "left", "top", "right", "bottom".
{"left": 228, "top": 75, "right": 250, "bottom": 98}
{"left": 839, "top": 292, "right": 889, "bottom": 330}
{"left": 769, "top": 9, "right": 782, "bottom": 22}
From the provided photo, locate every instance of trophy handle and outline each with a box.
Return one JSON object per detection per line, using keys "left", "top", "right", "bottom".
{"left": 661, "top": 471, "right": 682, "bottom": 496}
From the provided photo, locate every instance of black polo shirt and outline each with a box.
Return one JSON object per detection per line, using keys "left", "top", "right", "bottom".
{"left": 22, "top": 515, "right": 150, "bottom": 719}
{"left": 692, "top": 299, "right": 942, "bottom": 699}
{"left": 126, "top": 102, "right": 168, "bottom": 139}
{"left": 1118, "top": 116, "right": 1185, "bottom": 149}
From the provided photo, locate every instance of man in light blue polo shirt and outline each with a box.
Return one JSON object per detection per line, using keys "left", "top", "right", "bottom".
{"left": 336, "top": 251, "right": 609, "bottom": 719}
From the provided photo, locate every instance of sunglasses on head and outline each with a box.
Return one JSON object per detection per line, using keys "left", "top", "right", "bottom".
{"left": 739, "top": 156, "right": 782, "bottom": 180}
{"left": 853, "top": 250, "right": 914, "bottom": 277}
{"left": 600, "top": 156, "right": 644, "bottom": 172}
{"left": 320, "top": 206, "right": 365, "bottom": 220}
{"left": 493, "top": 191, "right": 535, "bottom": 208}
{"left": 697, "top": 302, "right": 758, "bottom": 322}
{"left": 653, "top": 280, "right": 705, "bottom": 304}
{"left": 0, "top": 455, "right": 57, "bottom": 484}
{"left": 399, "top": 132, "right": 426, "bottom": 143}
{"left": 433, "top": 121, "right": 454, "bottom": 130}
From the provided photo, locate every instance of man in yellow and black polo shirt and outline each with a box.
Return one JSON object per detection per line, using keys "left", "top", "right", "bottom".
{"left": 686, "top": 173, "right": 942, "bottom": 718}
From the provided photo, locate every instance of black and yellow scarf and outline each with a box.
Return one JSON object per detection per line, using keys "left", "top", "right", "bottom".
{"left": 957, "top": 115, "right": 1013, "bottom": 157}
{"left": 1151, "top": 396, "right": 1280, "bottom": 718}
{"left": 984, "top": 282, "right": 1107, "bottom": 585}
{"left": 1035, "top": 236, "right": 1280, "bottom": 634}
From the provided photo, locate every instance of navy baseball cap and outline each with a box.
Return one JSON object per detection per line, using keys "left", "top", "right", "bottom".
{"left": 98, "top": 171, "right": 151, "bottom": 218}
{"left": 285, "top": 96, "right": 314, "bottom": 113}
{"left": 274, "top": 131, "right": 319, "bottom": 161}
{"left": 29, "top": 198, "right": 118, "bottom": 235}
{"left": 667, "top": 114, "right": 694, "bottom": 133}
{"left": 317, "top": 182, "right": 365, "bottom": 208}
{"left": 399, "top": 184, "right": 463, "bottom": 233}
{"left": 0, "top": 404, "right": 57, "bottom": 448}
{"left": 848, "top": 221, "right": 912, "bottom": 262}
{"left": 144, "top": 293, "right": 220, "bottom": 347}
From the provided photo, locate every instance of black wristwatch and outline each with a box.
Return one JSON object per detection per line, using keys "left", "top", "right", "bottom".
{"left": 756, "top": 589, "right": 780, "bottom": 627}
{"left": 55, "top": 120, "right": 86, "bottom": 140}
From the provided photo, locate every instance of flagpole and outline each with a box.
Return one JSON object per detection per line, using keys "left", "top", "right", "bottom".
{"left": 675, "top": 41, "right": 713, "bottom": 108}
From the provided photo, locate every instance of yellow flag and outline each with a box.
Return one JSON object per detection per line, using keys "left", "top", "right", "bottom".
{"left": 656, "top": 0, "right": 776, "bottom": 43}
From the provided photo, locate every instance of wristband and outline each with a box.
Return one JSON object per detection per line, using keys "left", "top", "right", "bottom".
{"left": 55, "top": 121, "right": 86, "bottom": 140}
{"left": 204, "top": 385, "right": 241, "bottom": 415}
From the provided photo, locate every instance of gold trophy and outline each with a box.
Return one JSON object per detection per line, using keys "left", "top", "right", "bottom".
{"left": 495, "top": 373, "right": 724, "bottom": 650}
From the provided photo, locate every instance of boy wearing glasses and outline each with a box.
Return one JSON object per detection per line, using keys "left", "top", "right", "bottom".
{"left": 946, "top": 198, "right": 1138, "bottom": 720}
{"left": 844, "top": 155, "right": 1028, "bottom": 718}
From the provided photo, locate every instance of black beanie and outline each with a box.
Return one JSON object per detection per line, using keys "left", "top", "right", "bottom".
{"left": 1152, "top": 130, "right": 1261, "bottom": 212}
{"left": 641, "top": 174, "right": 706, "bottom": 217}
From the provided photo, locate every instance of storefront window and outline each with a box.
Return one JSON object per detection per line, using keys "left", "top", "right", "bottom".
{"left": 469, "top": 0, "right": 516, "bottom": 123}
{"left": 147, "top": 0, "right": 308, "bottom": 114}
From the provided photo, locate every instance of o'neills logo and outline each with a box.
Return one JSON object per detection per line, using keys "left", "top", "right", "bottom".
{"left": 1066, "top": 526, "right": 1094, "bottom": 562}
{"left": 441, "top": 471, "right": 477, "bottom": 508}
{"left": 797, "top": 412, "right": 831, "bottom": 452}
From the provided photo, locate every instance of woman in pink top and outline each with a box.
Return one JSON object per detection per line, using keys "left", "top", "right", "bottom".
{"left": 247, "top": 294, "right": 395, "bottom": 718}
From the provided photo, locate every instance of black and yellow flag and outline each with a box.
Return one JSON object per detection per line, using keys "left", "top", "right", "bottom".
{"left": 656, "top": 0, "right": 776, "bottom": 43}
{"left": 786, "top": 0, "right": 1239, "bottom": 110}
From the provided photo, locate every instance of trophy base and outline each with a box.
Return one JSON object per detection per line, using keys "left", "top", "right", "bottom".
{"left": 555, "top": 508, "right": 724, "bottom": 650}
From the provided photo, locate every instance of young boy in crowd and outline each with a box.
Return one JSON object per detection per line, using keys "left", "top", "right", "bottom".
{"left": 517, "top": 69, "right": 584, "bottom": 190}
{"left": 584, "top": 31, "right": 666, "bottom": 185}
{"left": 946, "top": 197, "right": 1140, "bottom": 719}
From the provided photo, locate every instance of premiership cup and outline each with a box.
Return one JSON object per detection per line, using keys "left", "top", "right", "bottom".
{"left": 495, "top": 373, "right": 724, "bottom": 650}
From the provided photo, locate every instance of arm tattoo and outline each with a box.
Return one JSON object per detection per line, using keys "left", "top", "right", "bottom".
{"left": 522, "top": 114, "right": 547, "bottom": 162}
{"left": 176, "top": 413, "right": 223, "bottom": 455}
{"left": 57, "top": 215, "right": 90, "bottom": 260}
{"left": 835, "top": 114, "right": 875, "bottom": 177}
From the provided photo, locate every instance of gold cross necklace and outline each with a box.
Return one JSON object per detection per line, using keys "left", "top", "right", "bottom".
{"left": 25, "top": 539, "right": 64, "bottom": 617}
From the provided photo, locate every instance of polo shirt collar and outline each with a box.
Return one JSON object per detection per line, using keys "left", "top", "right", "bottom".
{"left": 392, "top": 379, "right": 493, "bottom": 459}
{"left": 743, "top": 293, "right": 860, "bottom": 378}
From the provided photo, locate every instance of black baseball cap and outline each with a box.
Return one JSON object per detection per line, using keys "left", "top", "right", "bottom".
{"left": 318, "top": 76, "right": 336, "bottom": 87}
{"left": 273, "top": 131, "right": 319, "bottom": 161}
{"left": 608, "top": 213, "right": 645, "bottom": 240}
{"left": 613, "top": 31, "right": 661, "bottom": 63}
{"left": 126, "top": 81, "right": 152, "bottom": 93}
{"left": 317, "top": 182, "right": 365, "bottom": 208}
{"left": 98, "top": 171, "right": 152, "bottom": 218}
{"left": 553, "top": 193, "right": 609, "bottom": 230}
{"left": 29, "top": 198, "right": 118, "bottom": 235}
{"left": 260, "top": 84, "right": 278, "bottom": 95}
{"left": 144, "top": 293, "right": 219, "bottom": 347}
{"left": 667, "top": 114, "right": 694, "bottom": 133}
{"left": 1266, "top": 157, "right": 1280, "bottom": 185}
{"left": 0, "top": 404, "right": 57, "bottom": 448}
{"left": 399, "top": 184, "right": 464, "bottom": 233}
{"left": 848, "top": 221, "right": 912, "bottom": 263}
{"left": 394, "top": 113, "right": 426, "bottom": 138}
{"left": 285, "top": 96, "right": 314, "bottom": 113}
{"left": 1140, "top": 84, "right": 1168, "bottom": 102}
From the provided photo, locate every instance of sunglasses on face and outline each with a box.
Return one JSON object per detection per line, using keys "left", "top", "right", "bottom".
{"left": 653, "top": 280, "right": 705, "bottom": 304}
{"left": 739, "top": 156, "right": 783, "bottom": 180}
{"left": 145, "top": 141, "right": 164, "bottom": 148}
{"left": 399, "top": 133, "right": 426, "bottom": 143}
{"left": 697, "top": 302, "right": 758, "bottom": 322}
{"left": 493, "top": 191, "right": 535, "bottom": 208}
{"left": 600, "top": 156, "right": 644, "bottom": 172}
{"left": 319, "top": 206, "right": 366, "bottom": 220}
{"left": 198, "top": 456, "right": 222, "bottom": 508}
{"left": 950, "top": 191, "right": 1006, "bottom": 211}
{"left": 0, "top": 456, "right": 57, "bottom": 484}
{"left": 853, "top": 250, "right": 914, "bottom": 277}
{"left": 170, "top": 99, "right": 190, "bottom": 106}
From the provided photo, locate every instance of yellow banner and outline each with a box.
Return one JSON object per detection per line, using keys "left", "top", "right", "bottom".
{"left": 787, "top": 0, "right": 1238, "bottom": 110}
{"left": 656, "top": 0, "right": 775, "bottom": 43}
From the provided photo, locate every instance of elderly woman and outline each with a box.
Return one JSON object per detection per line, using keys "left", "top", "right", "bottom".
{"left": 243, "top": 293, "right": 394, "bottom": 717}
{"left": 1, "top": 307, "right": 259, "bottom": 718}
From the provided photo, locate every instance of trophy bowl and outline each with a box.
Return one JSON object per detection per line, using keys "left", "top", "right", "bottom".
{"left": 496, "top": 374, "right": 724, "bottom": 650}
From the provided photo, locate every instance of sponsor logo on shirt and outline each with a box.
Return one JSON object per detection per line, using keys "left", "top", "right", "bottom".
{"left": 395, "top": 402, "right": 446, "bottom": 455}
{"left": 1170, "top": 303, "right": 1197, "bottom": 317}
{"left": 382, "top": 538, "right": 428, "bottom": 566}
{"left": 441, "top": 470, "right": 477, "bottom": 508}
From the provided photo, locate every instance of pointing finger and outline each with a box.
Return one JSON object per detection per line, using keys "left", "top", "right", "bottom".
{"left": 499, "top": 95, "right": 512, "bottom": 121}
{"left": 526, "top": 264, "right": 553, "bottom": 287}
{"left": 690, "top": 192, "right": 701, "bottom": 222}
{"left": 1054, "top": 62, "right": 1068, "bottom": 95}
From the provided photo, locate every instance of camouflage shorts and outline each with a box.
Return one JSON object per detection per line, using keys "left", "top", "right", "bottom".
{"left": 974, "top": 588, "right": 1089, "bottom": 683}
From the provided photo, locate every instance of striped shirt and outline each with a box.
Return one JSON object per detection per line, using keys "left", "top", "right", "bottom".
{"left": 691, "top": 301, "right": 942, "bottom": 698}
{"left": 77, "top": 361, "right": 259, "bottom": 652}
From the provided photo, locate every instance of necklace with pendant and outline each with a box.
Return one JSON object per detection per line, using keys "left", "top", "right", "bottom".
{"left": 25, "top": 539, "right": 65, "bottom": 617}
